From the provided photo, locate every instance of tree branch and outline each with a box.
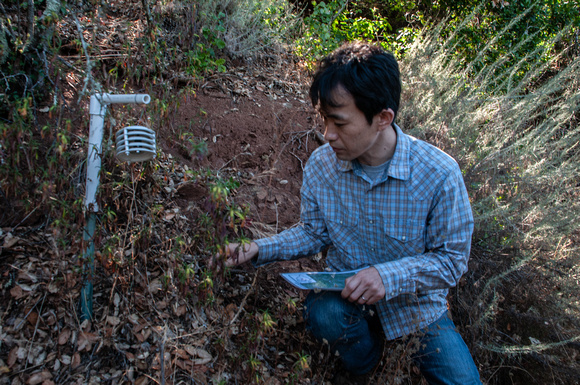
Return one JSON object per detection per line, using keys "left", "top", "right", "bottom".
{"left": 329, "top": 0, "right": 349, "bottom": 26}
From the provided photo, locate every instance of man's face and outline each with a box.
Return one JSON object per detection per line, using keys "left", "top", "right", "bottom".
{"left": 319, "top": 87, "right": 394, "bottom": 166}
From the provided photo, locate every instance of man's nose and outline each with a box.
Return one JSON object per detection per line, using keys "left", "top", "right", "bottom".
{"left": 324, "top": 124, "right": 338, "bottom": 141}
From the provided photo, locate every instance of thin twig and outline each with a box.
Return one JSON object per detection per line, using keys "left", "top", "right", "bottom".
{"left": 218, "top": 151, "right": 253, "bottom": 171}
{"left": 329, "top": 0, "right": 349, "bottom": 26}
{"left": 15, "top": 294, "right": 44, "bottom": 330}
{"left": 25, "top": 293, "right": 47, "bottom": 369}
{"left": 71, "top": 11, "right": 96, "bottom": 100}
{"left": 9, "top": 207, "right": 38, "bottom": 232}
{"left": 229, "top": 269, "right": 260, "bottom": 325}
{"left": 160, "top": 326, "right": 166, "bottom": 385}
{"left": 290, "top": 151, "right": 304, "bottom": 171}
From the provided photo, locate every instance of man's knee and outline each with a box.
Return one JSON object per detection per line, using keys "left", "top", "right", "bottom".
{"left": 304, "top": 292, "right": 356, "bottom": 342}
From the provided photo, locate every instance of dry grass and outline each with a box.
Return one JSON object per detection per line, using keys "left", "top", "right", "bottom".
{"left": 156, "top": 0, "right": 298, "bottom": 60}
{"left": 398, "top": 8, "right": 580, "bottom": 384}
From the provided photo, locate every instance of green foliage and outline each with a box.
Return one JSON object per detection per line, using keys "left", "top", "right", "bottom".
{"left": 295, "top": 0, "right": 346, "bottom": 62}
{"left": 295, "top": 0, "right": 419, "bottom": 65}
{"left": 185, "top": 14, "right": 228, "bottom": 76}
{"left": 0, "top": 0, "right": 63, "bottom": 107}
{"left": 435, "top": 0, "right": 580, "bottom": 90}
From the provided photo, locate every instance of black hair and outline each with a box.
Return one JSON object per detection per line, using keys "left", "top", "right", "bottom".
{"left": 309, "top": 41, "right": 401, "bottom": 125}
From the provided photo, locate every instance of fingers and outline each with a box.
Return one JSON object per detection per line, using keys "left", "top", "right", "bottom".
{"left": 341, "top": 267, "right": 385, "bottom": 305}
{"left": 211, "top": 242, "right": 258, "bottom": 269}
{"left": 231, "top": 242, "right": 259, "bottom": 266}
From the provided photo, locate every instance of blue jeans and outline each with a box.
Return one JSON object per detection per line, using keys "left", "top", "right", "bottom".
{"left": 304, "top": 291, "right": 481, "bottom": 384}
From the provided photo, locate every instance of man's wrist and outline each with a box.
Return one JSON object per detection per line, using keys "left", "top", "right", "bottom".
{"left": 249, "top": 242, "right": 259, "bottom": 257}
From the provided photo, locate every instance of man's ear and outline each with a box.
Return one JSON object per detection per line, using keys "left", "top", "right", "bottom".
{"left": 377, "top": 108, "right": 395, "bottom": 131}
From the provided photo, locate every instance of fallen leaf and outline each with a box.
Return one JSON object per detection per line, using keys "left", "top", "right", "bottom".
{"left": 135, "top": 328, "right": 151, "bottom": 343}
{"left": 18, "top": 271, "right": 38, "bottom": 283}
{"left": 33, "top": 349, "right": 46, "bottom": 366}
{"left": 173, "top": 304, "right": 186, "bottom": 316}
{"left": 257, "top": 189, "right": 268, "bottom": 200}
{"left": 27, "top": 370, "right": 52, "bottom": 385}
{"left": 60, "top": 355, "right": 71, "bottom": 365}
{"left": 77, "top": 332, "right": 98, "bottom": 352}
{"left": 71, "top": 352, "right": 81, "bottom": 368}
{"left": 225, "top": 303, "right": 237, "bottom": 321}
{"left": 163, "top": 212, "right": 176, "bottom": 221}
{"left": 184, "top": 347, "right": 212, "bottom": 365}
{"left": 26, "top": 311, "right": 38, "bottom": 326}
{"left": 18, "top": 283, "right": 34, "bottom": 292}
{"left": 16, "top": 347, "right": 27, "bottom": 361}
{"left": 7, "top": 346, "right": 18, "bottom": 367}
{"left": 47, "top": 282, "right": 58, "bottom": 293}
{"left": 3, "top": 233, "right": 20, "bottom": 248}
{"left": 148, "top": 279, "right": 162, "bottom": 293}
{"left": 10, "top": 286, "right": 25, "bottom": 299}
{"left": 106, "top": 315, "right": 121, "bottom": 326}
{"left": 58, "top": 329, "right": 71, "bottom": 345}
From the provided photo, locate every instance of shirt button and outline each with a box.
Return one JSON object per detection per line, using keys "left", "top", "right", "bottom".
{"left": 369, "top": 220, "right": 374, "bottom": 224}
{"left": 371, "top": 248, "right": 375, "bottom": 252}
{"left": 401, "top": 236, "right": 406, "bottom": 241}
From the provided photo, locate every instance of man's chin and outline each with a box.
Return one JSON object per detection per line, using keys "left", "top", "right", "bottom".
{"left": 334, "top": 152, "right": 355, "bottom": 162}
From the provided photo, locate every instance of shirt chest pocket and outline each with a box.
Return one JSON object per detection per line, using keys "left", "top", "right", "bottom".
{"left": 383, "top": 219, "right": 425, "bottom": 256}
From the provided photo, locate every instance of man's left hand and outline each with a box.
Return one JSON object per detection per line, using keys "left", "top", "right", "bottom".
{"left": 342, "top": 267, "right": 386, "bottom": 305}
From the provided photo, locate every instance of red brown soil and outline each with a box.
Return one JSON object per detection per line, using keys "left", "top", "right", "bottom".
{"left": 163, "top": 82, "right": 323, "bottom": 229}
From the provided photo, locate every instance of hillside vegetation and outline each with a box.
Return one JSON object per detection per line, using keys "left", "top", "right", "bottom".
{"left": 1, "top": 0, "right": 579, "bottom": 384}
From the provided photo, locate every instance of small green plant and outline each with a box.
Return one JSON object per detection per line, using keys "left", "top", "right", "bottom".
{"left": 247, "top": 354, "right": 262, "bottom": 383}
{"left": 289, "top": 351, "right": 311, "bottom": 383}
{"left": 259, "top": 309, "right": 277, "bottom": 333}
{"left": 181, "top": 132, "right": 209, "bottom": 160}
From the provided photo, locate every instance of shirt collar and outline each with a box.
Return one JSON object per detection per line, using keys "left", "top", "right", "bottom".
{"left": 335, "top": 123, "right": 411, "bottom": 181}
{"left": 388, "top": 123, "right": 411, "bottom": 181}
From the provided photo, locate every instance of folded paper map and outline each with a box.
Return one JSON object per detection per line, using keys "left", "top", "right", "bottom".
{"left": 280, "top": 269, "right": 364, "bottom": 291}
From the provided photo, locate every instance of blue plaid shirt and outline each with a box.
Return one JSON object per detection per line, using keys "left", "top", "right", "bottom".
{"left": 255, "top": 124, "right": 474, "bottom": 340}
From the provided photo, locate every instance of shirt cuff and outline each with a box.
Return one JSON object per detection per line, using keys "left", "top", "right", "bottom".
{"left": 253, "top": 237, "right": 280, "bottom": 266}
{"left": 374, "top": 258, "right": 418, "bottom": 300}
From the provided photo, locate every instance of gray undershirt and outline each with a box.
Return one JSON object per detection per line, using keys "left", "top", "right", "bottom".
{"left": 360, "top": 159, "right": 391, "bottom": 183}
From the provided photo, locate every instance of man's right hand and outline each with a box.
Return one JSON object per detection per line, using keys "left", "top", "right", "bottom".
{"left": 214, "top": 241, "right": 259, "bottom": 268}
